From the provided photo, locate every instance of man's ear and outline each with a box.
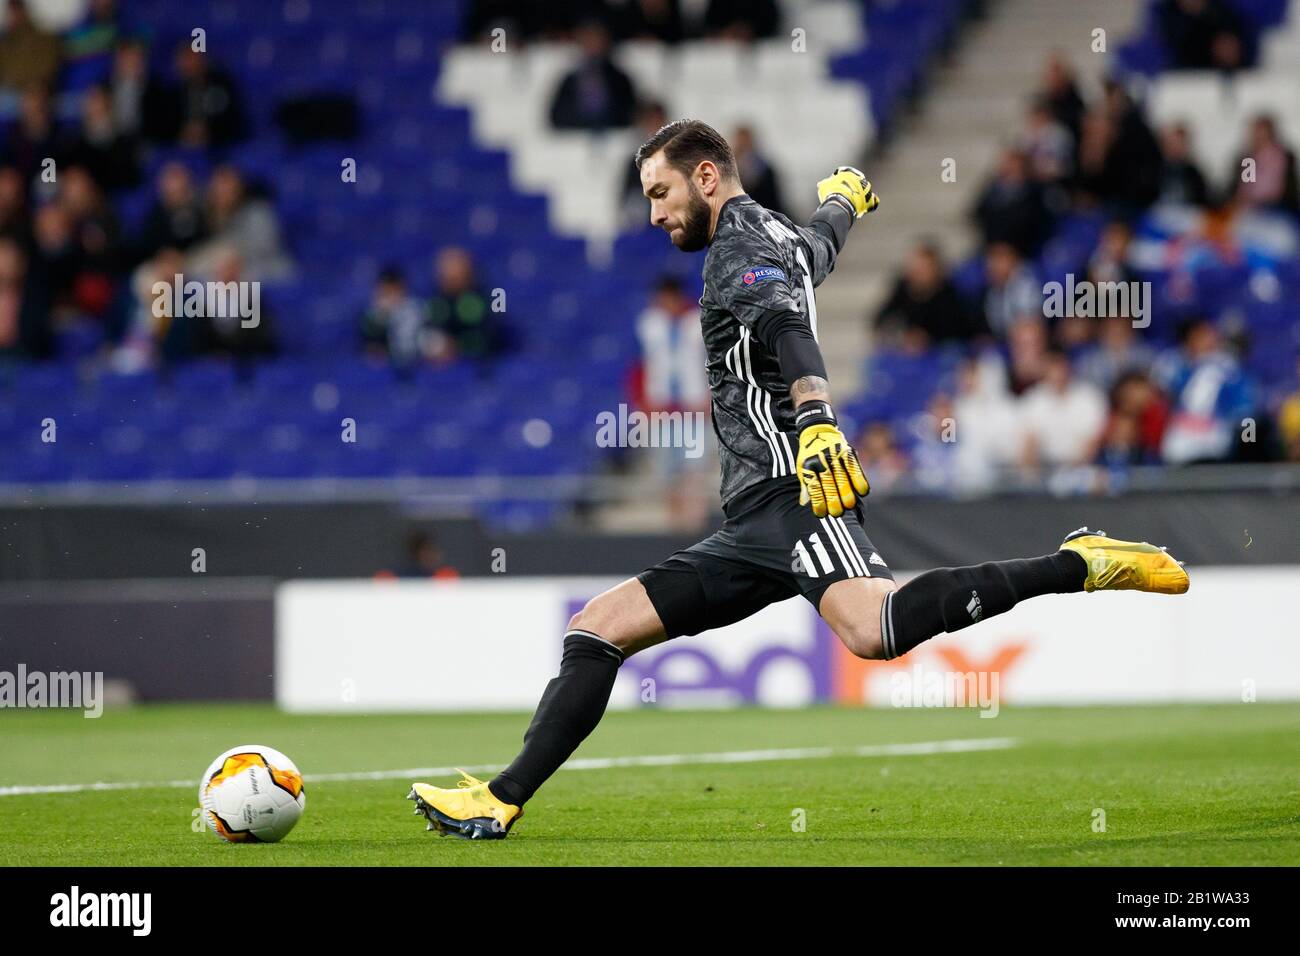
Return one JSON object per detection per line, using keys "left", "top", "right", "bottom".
{"left": 695, "top": 160, "right": 718, "bottom": 196}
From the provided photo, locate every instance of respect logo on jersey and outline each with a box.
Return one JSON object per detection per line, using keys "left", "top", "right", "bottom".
{"left": 740, "top": 266, "right": 786, "bottom": 286}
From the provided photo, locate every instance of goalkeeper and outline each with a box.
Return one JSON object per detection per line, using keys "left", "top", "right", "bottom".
{"left": 408, "top": 120, "right": 1189, "bottom": 840}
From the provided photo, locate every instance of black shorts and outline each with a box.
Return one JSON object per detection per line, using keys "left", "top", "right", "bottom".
{"left": 638, "top": 476, "right": 895, "bottom": 639}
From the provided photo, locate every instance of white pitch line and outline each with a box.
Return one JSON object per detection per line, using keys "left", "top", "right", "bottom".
{"left": 0, "top": 737, "right": 1016, "bottom": 797}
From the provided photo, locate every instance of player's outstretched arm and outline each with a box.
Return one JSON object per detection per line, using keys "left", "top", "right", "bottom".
{"left": 785, "top": 167, "right": 878, "bottom": 514}
{"left": 804, "top": 166, "right": 880, "bottom": 285}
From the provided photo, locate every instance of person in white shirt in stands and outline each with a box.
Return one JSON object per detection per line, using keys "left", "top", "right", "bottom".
{"left": 953, "top": 353, "right": 1021, "bottom": 493}
{"left": 1018, "top": 348, "right": 1107, "bottom": 477}
{"left": 635, "top": 275, "right": 710, "bottom": 528}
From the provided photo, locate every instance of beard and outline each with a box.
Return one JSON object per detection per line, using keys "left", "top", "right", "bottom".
{"left": 670, "top": 182, "right": 712, "bottom": 252}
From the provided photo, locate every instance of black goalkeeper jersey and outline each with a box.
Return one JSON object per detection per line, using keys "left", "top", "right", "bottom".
{"left": 700, "top": 195, "right": 843, "bottom": 505}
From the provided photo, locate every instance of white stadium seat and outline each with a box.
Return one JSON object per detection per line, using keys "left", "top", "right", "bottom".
{"left": 676, "top": 40, "right": 746, "bottom": 89}
{"left": 509, "top": 134, "right": 593, "bottom": 193}
{"left": 779, "top": 0, "right": 866, "bottom": 54}
{"left": 751, "top": 38, "right": 826, "bottom": 92}
{"left": 613, "top": 41, "right": 674, "bottom": 101}
{"left": 437, "top": 47, "right": 517, "bottom": 105}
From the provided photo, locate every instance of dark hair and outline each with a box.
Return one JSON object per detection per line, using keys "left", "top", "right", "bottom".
{"left": 1176, "top": 316, "right": 1214, "bottom": 344}
{"left": 634, "top": 118, "right": 738, "bottom": 183}
{"left": 914, "top": 238, "right": 945, "bottom": 264}
{"left": 378, "top": 265, "right": 405, "bottom": 285}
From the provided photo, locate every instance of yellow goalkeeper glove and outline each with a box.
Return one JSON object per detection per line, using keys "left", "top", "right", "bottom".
{"left": 816, "top": 166, "right": 880, "bottom": 219}
{"left": 794, "top": 403, "right": 870, "bottom": 518}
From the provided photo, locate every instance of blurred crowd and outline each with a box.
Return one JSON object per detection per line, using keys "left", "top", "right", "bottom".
{"left": 0, "top": 0, "right": 291, "bottom": 371}
{"left": 864, "top": 49, "right": 1300, "bottom": 490}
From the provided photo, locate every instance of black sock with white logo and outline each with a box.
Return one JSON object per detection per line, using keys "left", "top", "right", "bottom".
{"left": 489, "top": 630, "right": 624, "bottom": 807}
{"left": 880, "top": 552, "right": 1086, "bottom": 660}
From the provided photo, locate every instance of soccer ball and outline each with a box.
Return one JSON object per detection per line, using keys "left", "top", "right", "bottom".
{"left": 199, "top": 745, "right": 306, "bottom": 843}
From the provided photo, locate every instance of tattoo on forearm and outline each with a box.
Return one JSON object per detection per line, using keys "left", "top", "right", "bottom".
{"left": 791, "top": 376, "right": 830, "bottom": 402}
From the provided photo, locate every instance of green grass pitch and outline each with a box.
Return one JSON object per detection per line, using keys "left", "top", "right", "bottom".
{"left": 2, "top": 702, "right": 1297, "bottom": 866}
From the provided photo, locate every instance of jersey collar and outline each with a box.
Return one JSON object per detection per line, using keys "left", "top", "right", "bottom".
{"left": 709, "top": 193, "right": 753, "bottom": 245}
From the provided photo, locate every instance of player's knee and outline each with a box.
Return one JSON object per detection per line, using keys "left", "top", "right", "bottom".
{"left": 567, "top": 598, "right": 616, "bottom": 644}
{"left": 836, "top": 620, "right": 886, "bottom": 660}
{"left": 567, "top": 603, "right": 597, "bottom": 635}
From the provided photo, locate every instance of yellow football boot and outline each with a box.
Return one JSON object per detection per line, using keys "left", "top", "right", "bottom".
{"left": 407, "top": 769, "right": 522, "bottom": 840}
{"left": 1060, "top": 527, "right": 1189, "bottom": 594}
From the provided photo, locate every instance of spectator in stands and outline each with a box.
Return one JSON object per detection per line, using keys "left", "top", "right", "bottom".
{"left": 1157, "top": 0, "right": 1247, "bottom": 71}
{"left": 908, "top": 391, "right": 960, "bottom": 493}
{"left": 1018, "top": 96, "right": 1074, "bottom": 186}
{"left": 191, "top": 166, "right": 292, "bottom": 281}
{"left": 0, "top": 86, "right": 62, "bottom": 184}
{"left": 361, "top": 266, "right": 446, "bottom": 369}
{"left": 110, "top": 38, "right": 175, "bottom": 144}
{"left": 1231, "top": 115, "right": 1300, "bottom": 214}
{"left": 1111, "top": 369, "right": 1169, "bottom": 459}
{"left": 195, "top": 246, "right": 276, "bottom": 358}
{"left": 1077, "top": 314, "right": 1157, "bottom": 391}
{"left": 1050, "top": 221, "right": 1142, "bottom": 351}
{"left": 66, "top": 84, "right": 141, "bottom": 193}
{"left": 1158, "top": 318, "right": 1257, "bottom": 463}
{"left": 636, "top": 275, "right": 707, "bottom": 414}
{"left": 1018, "top": 348, "right": 1108, "bottom": 473}
{"left": 1092, "top": 411, "right": 1150, "bottom": 483}
{"left": 58, "top": 166, "right": 123, "bottom": 319}
{"left": 31, "top": 200, "right": 78, "bottom": 320}
{"left": 875, "top": 241, "right": 986, "bottom": 350}
{"left": 0, "top": 0, "right": 62, "bottom": 93}
{"left": 982, "top": 241, "right": 1040, "bottom": 338}
{"left": 731, "top": 125, "right": 784, "bottom": 216}
{"left": 613, "top": 0, "right": 685, "bottom": 43}
{"left": 63, "top": 0, "right": 137, "bottom": 89}
{"left": 172, "top": 42, "right": 246, "bottom": 147}
{"left": 620, "top": 99, "right": 669, "bottom": 227}
{"left": 853, "top": 421, "right": 909, "bottom": 494}
{"left": 973, "top": 149, "right": 1050, "bottom": 256}
{"left": 1112, "top": 83, "right": 1163, "bottom": 206}
{"left": 1005, "top": 315, "right": 1051, "bottom": 395}
{"left": 112, "top": 245, "right": 184, "bottom": 371}
{"left": 635, "top": 275, "right": 709, "bottom": 527}
{"left": 1038, "top": 52, "right": 1085, "bottom": 140}
{"left": 0, "top": 166, "right": 29, "bottom": 247}
{"left": 135, "top": 162, "right": 207, "bottom": 262}
{"left": 0, "top": 236, "right": 51, "bottom": 358}
{"left": 398, "top": 530, "right": 460, "bottom": 579}
{"left": 1076, "top": 85, "right": 1162, "bottom": 212}
{"left": 704, "top": 0, "right": 780, "bottom": 40}
{"left": 1088, "top": 221, "right": 1139, "bottom": 288}
{"left": 952, "top": 353, "right": 1021, "bottom": 492}
{"left": 1156, "top": 123, "right": 1210, "bottom": 207}
{"left": 1159, "top": 317, "right": 1258, "bottom": 463}
{"left": 429, "top": 246, "right": 497, "bottom": 360}
{"left": 548, "top": 21, "right": 637, "bottom": 131}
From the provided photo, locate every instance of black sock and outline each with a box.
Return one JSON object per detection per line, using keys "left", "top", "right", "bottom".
{"left": 488, "top": 630, "right": 624, "bottom": 807}
{"left": 882, "top": 550, "right": 1086, "bottom": 659}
